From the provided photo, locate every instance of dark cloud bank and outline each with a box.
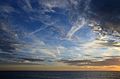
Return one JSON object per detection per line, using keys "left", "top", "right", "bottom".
{"left": 60, "top": 56, "right": 120, "bottom": 66}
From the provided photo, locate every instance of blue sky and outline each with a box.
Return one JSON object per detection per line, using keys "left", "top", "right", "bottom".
{"left": 0, "top": 0, "right": 120, "bottom": 66}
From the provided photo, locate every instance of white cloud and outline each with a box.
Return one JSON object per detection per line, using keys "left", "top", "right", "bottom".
{"left": 0, "top": 5, "right": 14, "bottom": 13}
{"left": 83, "top": 0, "right": 91, "bottom": 11}
{"left": 39, "top": 0, "right": 69, "bottom": 9}
{"left": 28, "top": 26, "right": 47, "bottom": 36}
{"left": 56, "top": 39, "right": 120, "bottom": 61}
{"left": 66, "top": 17, "right": 86, "bottom": 40}
{"left": 24, "top": 0, "right": 32, "bottom": 10}
{"left": 16, "top": 36, "right": 61, "bottom": 60}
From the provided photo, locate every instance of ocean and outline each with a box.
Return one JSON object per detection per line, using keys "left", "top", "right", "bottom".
{"left": 0, "top": 71, "right": 120, "bottom": 79}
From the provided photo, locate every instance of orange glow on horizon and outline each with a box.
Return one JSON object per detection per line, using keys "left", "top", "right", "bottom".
{"left": 0, "top": 64, "right": 120, "bottom": 71}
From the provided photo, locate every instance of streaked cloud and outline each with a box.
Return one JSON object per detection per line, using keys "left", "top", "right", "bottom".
{"left": 24, "top": 0, "right": 32, "bottom": 10}
{"left": 66, "top": 18, "right": 86, "bottom": 40}
{"left": 0, "top": 5, "right": 14, "bottom": 13}
{"left": 59, "top": 56, "right": 120, "bottom": 66}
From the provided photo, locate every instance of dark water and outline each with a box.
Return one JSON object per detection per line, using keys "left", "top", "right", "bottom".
{"left": 0, "top": 71, "right": 120, "bottom": 79}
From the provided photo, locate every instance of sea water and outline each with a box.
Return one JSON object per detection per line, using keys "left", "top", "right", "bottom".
{"left": 0, "top": 71, "right": 120, "bottom": 79}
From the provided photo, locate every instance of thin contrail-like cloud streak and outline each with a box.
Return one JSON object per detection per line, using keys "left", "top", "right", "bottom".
{"left": 66, "top": 18, "right": 86, "bottom": 40}
{"left": 24, "top": 0, "right": 32, "bottom": 10}
{"left": 29, "top": 26, "right": 47, "bottom": 36}
{"left": 66, "top": 0, "right": 91, "bottom": 40}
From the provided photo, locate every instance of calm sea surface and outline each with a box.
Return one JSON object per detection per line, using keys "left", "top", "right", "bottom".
{"left": 0, "top": 71, "right": 120, "bottom": 79}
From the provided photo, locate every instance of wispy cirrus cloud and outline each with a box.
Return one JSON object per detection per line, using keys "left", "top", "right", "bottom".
{"left": 24, "top": 0, "right": 32, "bottom": 10}
{"left": 66, "top": 18, "right": 86, "bottom": 40}
{"left": 0, "top": 5, "right": 14, "bottom": 13}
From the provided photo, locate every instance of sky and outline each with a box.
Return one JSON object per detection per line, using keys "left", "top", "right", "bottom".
{"left": 0, "top": 0, "right": 120, "bottom": 70}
